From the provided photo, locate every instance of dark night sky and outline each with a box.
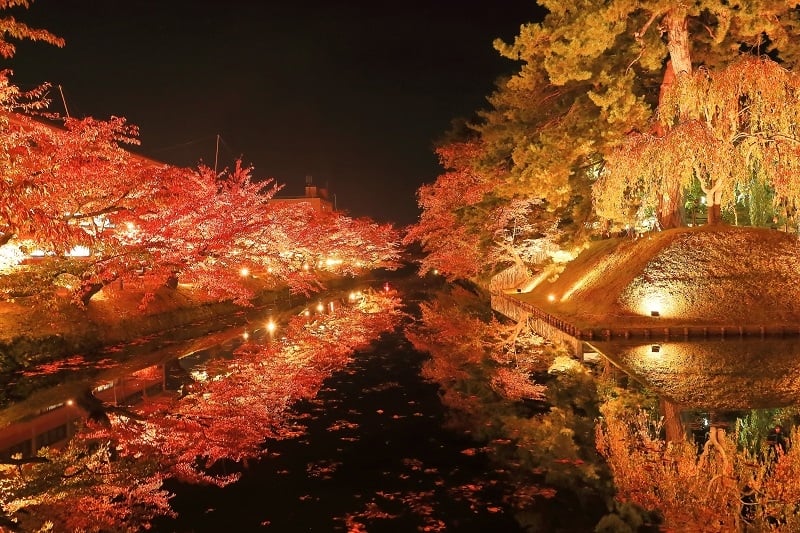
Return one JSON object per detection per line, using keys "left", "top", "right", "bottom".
{"left": 7, "top": 1, "right": 544, "bottom": 226}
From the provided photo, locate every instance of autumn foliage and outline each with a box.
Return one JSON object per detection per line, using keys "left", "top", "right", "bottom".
{"left": 0, "top": 85, "right": 400, "bottom": 308}
{"left": 597, "top": 398, "right": 800, "bottom": 532}
{"left": 0, "top": 289, "right": 403, "bottom": 532}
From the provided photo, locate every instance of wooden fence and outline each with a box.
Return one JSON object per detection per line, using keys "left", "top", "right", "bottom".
{"left": 491, "top": 292, "right": 800, "bottom": 358}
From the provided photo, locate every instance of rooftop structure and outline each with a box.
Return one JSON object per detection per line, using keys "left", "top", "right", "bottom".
{"left": 270, "top": 175, "right": 334, "bottom": 214}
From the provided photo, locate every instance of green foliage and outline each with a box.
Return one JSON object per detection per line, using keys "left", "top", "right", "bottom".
{"left": 0, "top": 259, "right": 88, "bottom": 299}
{"left": 746, "top": 177, "right": 775, "bottom": 228}
{"left": 595, "top": 502, "right": 648, "bottom": 533}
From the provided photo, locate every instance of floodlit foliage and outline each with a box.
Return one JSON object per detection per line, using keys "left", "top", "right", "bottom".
{"left": 410, "top": 1, "right": 800, "bottom": 286}
{"left": 0, "top": 289, "right": 403, "bottom": 531}
{"left": 597, "top": 56, "right": 800, "bottom": 228}
{"left": 0, "top": 0, "right": 63, "bottom": 59}
{"left": 404, "top": 142, "right": 561, "bottom": 283}
{"left": 597, "top": 399, "right": 800, "bottom": 531}
{"left": 0, "top": 109, "right": 400, "bottom": 307}
{"left": 0, "top": 3, "right": 400, "bottom": 308}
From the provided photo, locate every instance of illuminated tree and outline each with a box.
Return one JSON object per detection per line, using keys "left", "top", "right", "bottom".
{"left": 597, "top": 399, "right": 800, "bottom": 531}
{"left": 596, "top": 56, "right": 800, "bottom": 228}
{"left": 73, "top": 160, "right": 401, "bottom": 306}
{"left": 0, "top": 110, "right": 400, "bottom": 307}
{"left": 404, "top": 142, "right": 494, "bottom": 280}
{"left": 0, "top": 113, "right": 167, "bottom": 255}
{"left": 0, "top": 0, "right": 63, "bottom": 59}
{"left": 404, "top": 141, "right": 562, "bottom": 283}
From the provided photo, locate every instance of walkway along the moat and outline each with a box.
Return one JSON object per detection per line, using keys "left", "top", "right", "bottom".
{"left": 491, "top": 292, "right": 800, "bottom": 359}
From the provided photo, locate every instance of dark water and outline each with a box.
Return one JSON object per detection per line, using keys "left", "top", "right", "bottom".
{"left": 155, "top": 329, "right": 528, "bottom": 532}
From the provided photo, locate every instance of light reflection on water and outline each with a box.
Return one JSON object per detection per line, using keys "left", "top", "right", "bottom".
{"left": 590, "top": 338, "right": 800, "bottom": 410}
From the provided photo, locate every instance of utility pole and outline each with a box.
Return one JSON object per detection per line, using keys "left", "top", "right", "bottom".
{"left": 214, "top": 134, "right": 220, "bottom": 174}
{"left": 58, "top": 85, "right": 70, "bottom": 118}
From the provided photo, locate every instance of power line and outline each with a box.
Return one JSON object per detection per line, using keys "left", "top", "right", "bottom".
{"left": 148, "top": 135, "right": 218, "bottom": 155}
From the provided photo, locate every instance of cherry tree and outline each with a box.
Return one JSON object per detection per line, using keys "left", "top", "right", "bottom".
{"left": 0, "top": 0, "right": 63, "bottom": 59}
{"left": 404, "top": 142, "right": 493, "bottom": 281}
{"left": 71, "top": 160, "right": 401, "bottom": 306}
{"left": 405, "top": 141, "right": 559, "bottom": 283}
{"left": 0, "top": 110, "right": 399, "bottom": 307}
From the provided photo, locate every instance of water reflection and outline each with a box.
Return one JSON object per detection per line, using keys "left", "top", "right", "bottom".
{"left": 0, "top": 290, "right": 351, "bottom": 464}
{"left": 0, "top": 327, "right": 259, "bottom": 461}
{"left": 589, "top": 338, "right": 800, "bottom": 409}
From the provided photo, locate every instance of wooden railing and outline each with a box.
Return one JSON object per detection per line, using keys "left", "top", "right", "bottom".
{"left": 491, "top": 291, "right": 800, "bottom": 351}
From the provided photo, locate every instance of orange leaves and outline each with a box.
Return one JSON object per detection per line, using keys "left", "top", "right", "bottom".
{"left": 107, "top": 289, "right": 402, "bottom": 485}
{"left": 0, "top": 76, "right": 398, "bottom": 307}
{"left": 2, "top": 290, "right": 404, "bottom": 531}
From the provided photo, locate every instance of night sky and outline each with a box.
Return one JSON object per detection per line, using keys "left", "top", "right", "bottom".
{"left": 7, "top": 1, "right": 544, "bottom": 226}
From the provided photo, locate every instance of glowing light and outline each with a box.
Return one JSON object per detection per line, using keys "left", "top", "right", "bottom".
{"left": 125, "top": 222, "right": 136, "bottom": 231}
{"left": 66, "top": 245, "right": 91, "bottom": 257}
{"left": 66, "top": 399, "right": 74, "bottom": 406}
{"left": 266, "top": 320, "right": 276, "bottom": 334}
{"left": 0, "top": 244, "right": 24, "bottom": 269}
{"left": 242, "top": 331, "right": 250, "bottom": 340}
{"left": 550, "top": 249, "right": 577, "bottom": 263}
{"left": 240, "top": 267, "right": 250, "bottom": 277}
{"left": 325, "top": 257, "right": 342, "bottom": 267}
{"left": 190, "top": 370, "right": 209, "bottom": 382}
{"left": 432, "top": 269, "right": 439, "bottom": 275}
{"left": 637, "top": 294, "right": 673, "bottom": 317}
{"left": 547, "top": 294, "right": 556, "bottom": 302}
{"left": 303, "top": 309, "right": 310, "bottom": 317}
{"left": 316, "top": 302, "right": 324, "bottom": 313}
{"left": 328, "top": 301, "right": 335, "bottom": 312}
{"left": 548, "top": 356, "right": 581, "bottom": 374}
{"left": 303, "top": 263, "right": 310, "bottom": 271}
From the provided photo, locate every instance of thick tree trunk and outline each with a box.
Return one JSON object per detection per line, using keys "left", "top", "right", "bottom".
{"left": 664, "top": 9, "right": 692, "bottom": 77}
{"left": 707, "top": 203, "right": 722, "bottom": 224}
{"left": 702, "top": 180, "right": 724, "bottom": 225}
{"left": 660, "top": 398, "right": 685, "bottom": 443}
{"left": 655, "top": 9, "right": 693, "bottom": 228}
{"left": 165, "top": 274, "right": 179, "bottom": 289}
{"left": 79, "top": 280, "right": 105, "bottom": 306}
{"left": 658, "top": 186, "right": 684, "bottom": 229}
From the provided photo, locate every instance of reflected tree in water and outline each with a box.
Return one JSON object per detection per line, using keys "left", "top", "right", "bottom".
{"left": 598, "top": 396, "right": 800, "bottom": 532}
{"left": 0, "top": 291, "right": 402, "bottom": 531}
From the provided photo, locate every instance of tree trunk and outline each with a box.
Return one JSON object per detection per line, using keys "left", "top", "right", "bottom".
{"left": 664, "top": 8, "right": 692, "bottom": 77}
{"left": 79, "top": 280, "right": 105, "bottom": 306}
{"left": 658, "top": 185, "right": 684, "bottom": 229}
{"left": 165, "top": 274, "right": 179, "bottom": 289}
{"left": 707, "top": 203, "right": 722, "bottom": 224}
{"left": 655, "top": 8, "right": 693, "bottom": 228}
{"left": 702, "top": 180, "right": 724, "bottom": 225}
{"left": 660, "top": 398, "right": 685, "bottom": 443}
